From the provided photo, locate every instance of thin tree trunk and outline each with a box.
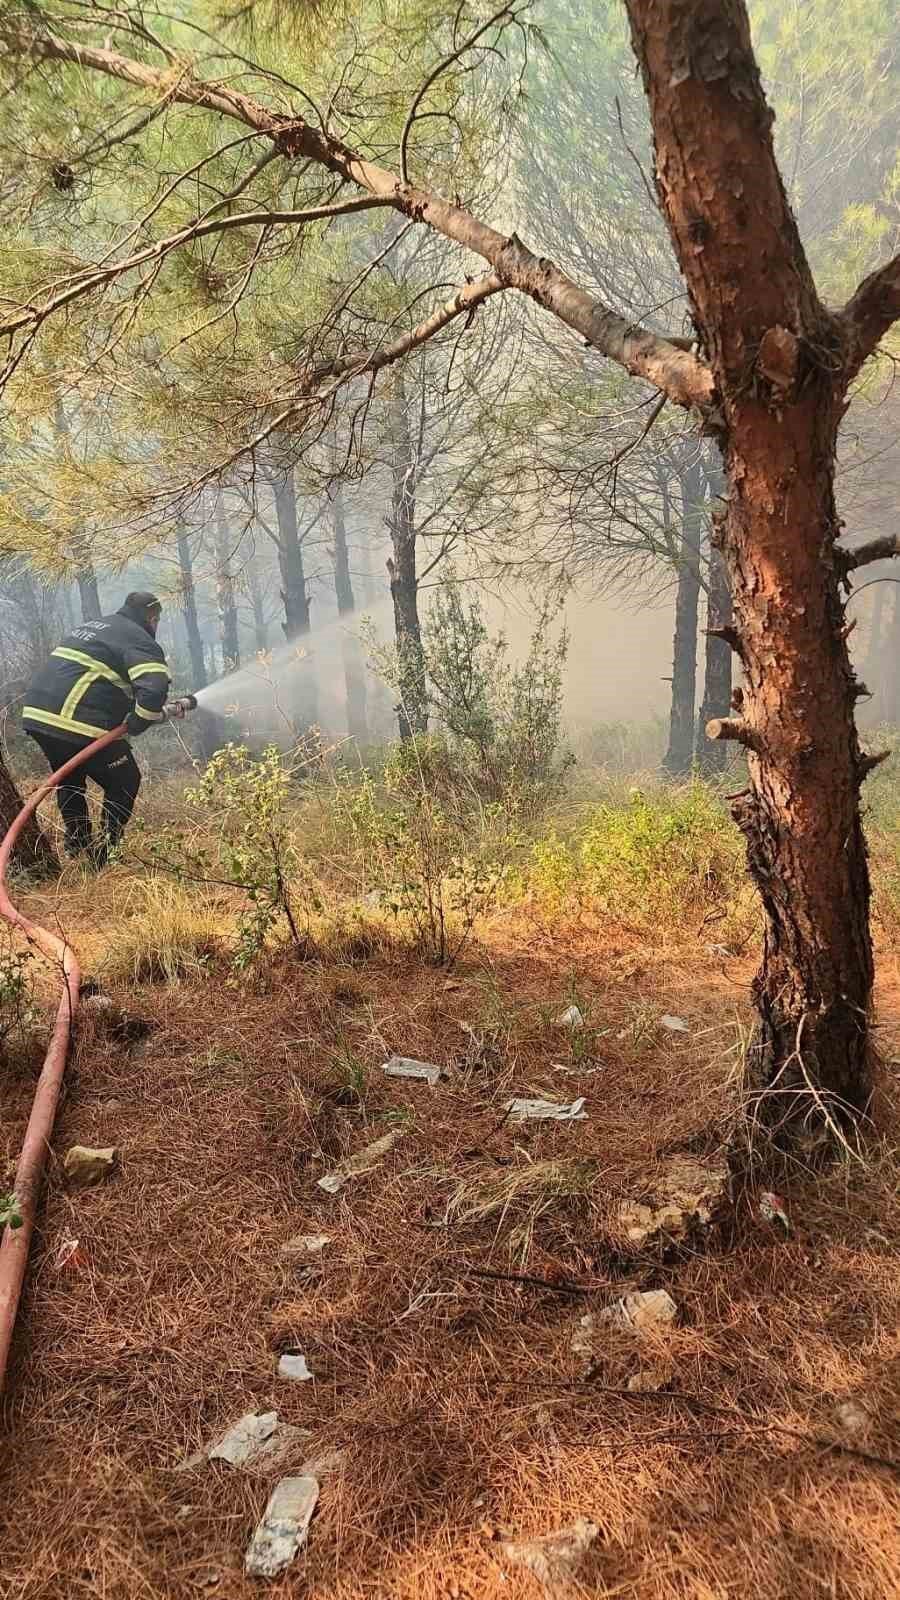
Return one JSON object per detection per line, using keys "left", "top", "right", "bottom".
{"left": 883, "top": 590, "right": 900, "bottom": 726}
{"left": 176, "top": 527, "right": 208, "bottom": 691}
{"left": 329, "top": 482, "right": 368, "bottom": 743}
{"left": 696, "top": 452, "right": 733, "bottom": 773}
{"left": 246, "top": 550, "right": 269, "bottom": 655}
{"left": 213, "top": 493, "right": 241, "bottom": 673}
{"left": 664, "top": 461, "right": 702, "bottom": 774}
{"left": 75, "top": 555, "right": 102, "bottom": 622}
{"left": 862, "top": 579, "right": 888, "bottom": 719}
{"left": 270, "top": 467, "right": 318, "bottom": 731}
{"left": 271, "top": 468, "right": 311, "bottom": 641}
{"left": 387, "top": 370, "right": 427, "bottom": 740}
{"left": 0, "top": 746, "right": 57, "bottom": 875}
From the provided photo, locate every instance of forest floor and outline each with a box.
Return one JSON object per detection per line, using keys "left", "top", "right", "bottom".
{"left": 1, "top": 775, "right": 899, "bottom": 1600}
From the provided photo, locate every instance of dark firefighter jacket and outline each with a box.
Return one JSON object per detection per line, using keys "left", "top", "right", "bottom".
{"left": 22, "top": 611, "right": 171, "bottom": 744}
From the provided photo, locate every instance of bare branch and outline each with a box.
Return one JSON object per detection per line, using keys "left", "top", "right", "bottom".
{"left": 841, "top": 253, "right": 900, "bottom": 383}
{"left": 0, "top": 16, "right": 716, "bottom": 412}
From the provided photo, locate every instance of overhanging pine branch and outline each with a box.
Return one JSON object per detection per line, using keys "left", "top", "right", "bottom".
{"left": 840, "top": 253, "right": 900, "bottom": 383}
{"left": 0, "top": 17, "right": 715, "bottom": 412}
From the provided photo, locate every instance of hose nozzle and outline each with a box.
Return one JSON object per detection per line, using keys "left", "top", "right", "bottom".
{"left": 166, "top": 694, "right": 198, "bottom": 720}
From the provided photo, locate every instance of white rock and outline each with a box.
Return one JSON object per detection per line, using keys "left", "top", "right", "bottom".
{"left": 660, "top": 1014, "right": 689, "bottom": 1033}
{"left": 556, "top": 1005, "right": 584, "bottom": 1029}
{"left": 244, "top": 1475, "right": 319, "bottom": 1579}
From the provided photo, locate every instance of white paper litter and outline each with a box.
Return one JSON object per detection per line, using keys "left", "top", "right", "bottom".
{"left": 382, "top": 1056, "right": 443, "bottom": 1086}
{"left": 505, "top": 1096, "right": 587, "bottom": 1122}
{"left": 208, "top": 1411, "right": 279, "bottom": 1467}
{"left": 245, "top": 1475, "right": 319, "bottom": 1579}
{"left": 660, "top": 1014, "right": 689, "bottom": 1033}
{"left": 278, "top": 1351, "right": 313, "bottom": 1382}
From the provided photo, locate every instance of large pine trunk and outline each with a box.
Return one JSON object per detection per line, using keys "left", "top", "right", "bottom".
{"left": 329, "top": 483, "right": 368, "bottom": 744}
{"left": 663, "top": 461, "right": 702, "bottom": 774}
{"left": 387, "top": 371, "right": 427, "bottom": 741}
{"left": 723, "top": 399, "right": 872, "bottom": 1129}
{"left": 626, "top": 0, "right": 878, "bottom": 1138}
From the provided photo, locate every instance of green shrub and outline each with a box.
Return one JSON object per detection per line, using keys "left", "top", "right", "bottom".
{"left": 336, "top": 746, "right": 518, "bottom": 968}
{"left": 529, "top": 781, "right": 753, "bottom": 936}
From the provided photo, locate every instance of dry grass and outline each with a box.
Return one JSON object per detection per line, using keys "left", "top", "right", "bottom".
{"left": 1, "top": 895, "right": 898, "bottom": 1600}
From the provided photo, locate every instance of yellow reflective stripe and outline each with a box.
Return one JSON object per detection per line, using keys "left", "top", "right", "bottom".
{"left": 51, "top": 647, "right": 129, "bottom": 690}
{"left": 128, "top": 661, "right": 168, "bottom": 680}
{"left": 60, "top": 667, "right": 114, "bottom": 724}
{"left": 134, "top": 704, "right": 165, "bottom": 721}
{"left": 23, "top": 706, "right": 109, "bottom": 738}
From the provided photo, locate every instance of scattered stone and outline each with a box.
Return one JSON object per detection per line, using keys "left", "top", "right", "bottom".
{"left": 382, "top": 1055, "right": 443, "bottom": 1087}
{"left": 317, "top": 1128, "right": 401, "bottom": 1194}
{"left": 556, "top": 1005, "right": 584, "bottom": 1029}
{"left": 63, "top": 1145, "right": 116, "bottom": 1188}
{"left": 759, "top": 1191, "right": 791, "bottom": 1234}
{"left": 505, "top": 1096, "right": 587, "bottom": 1122}
{"left": 660, "top": 1014, "right": 689, "bottom": 1033}
{"left": 501, "top": 1517, "right": 598, "bottom": 1592}
{"left": 627, "top": 1359, "right": 674, "bottom": 1392}
{"left": 835, "top": 1399, "right": 870, "bottom": 1438}
{"left": 245, "top": 1474, "right": 319, "bottom": 1579}
{"left": 607, "top": 1289, "right": 678, "bottom": 1330}
{"left": 280, "top": 1233, "right": 331, "bottom": 1257}
{"left": 278, "top": 1351, "right": 313, "bottom": 1382}
{"left": 616, "top": 1155, "right": 728, "bottom": 1249}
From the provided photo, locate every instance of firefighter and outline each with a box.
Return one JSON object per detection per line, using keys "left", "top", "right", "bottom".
{"left": 22, "top": 591, "right": 183, "bottom": 865}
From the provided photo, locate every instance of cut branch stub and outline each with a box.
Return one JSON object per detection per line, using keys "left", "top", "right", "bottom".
{"left": 705, "top": 716, "right": 759, "bottom": 752}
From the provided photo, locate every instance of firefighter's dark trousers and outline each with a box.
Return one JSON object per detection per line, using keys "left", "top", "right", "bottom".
{"left": 28, "top": 732, "right": 141, "bottom": 862}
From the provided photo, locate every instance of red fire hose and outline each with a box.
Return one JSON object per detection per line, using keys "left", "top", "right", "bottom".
{"left": 0, "top": 725, "right": 126, "bottom": 1393}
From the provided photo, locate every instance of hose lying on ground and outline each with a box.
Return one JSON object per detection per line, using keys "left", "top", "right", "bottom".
{"left": 0, "top": 725, "right": 126, "bottom": 1393}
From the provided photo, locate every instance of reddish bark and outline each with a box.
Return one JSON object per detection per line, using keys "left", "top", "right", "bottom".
{"left": 625, "top": 0, "right": 876, "bottom": 1132}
